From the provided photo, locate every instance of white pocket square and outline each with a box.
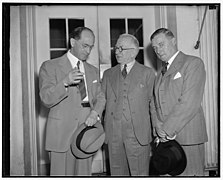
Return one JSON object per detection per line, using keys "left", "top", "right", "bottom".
{"left": 139, "top": 83, "right": 145, "bottom": 88}
{"left": 92, "top": 80, "right": 98, "bottom": 83}
{"left": 173, "top": 72, "right": 182, "bottom": 79}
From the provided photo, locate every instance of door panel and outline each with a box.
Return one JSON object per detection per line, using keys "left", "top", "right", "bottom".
{"left": 35, "top": 5, "right": 156, "bottom": 175}
{"left": 98, "top": 6, "right": 156, "bottom": 77}
{"left": 35, "top": 6, "right": 102, "bottom": 174}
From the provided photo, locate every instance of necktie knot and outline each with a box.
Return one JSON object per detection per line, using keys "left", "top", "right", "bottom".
{"left": 161, "top": 61, "right": 169, "bottom": 75}
{"left": 122, "top": 64, "right": 127, "bottom": 78}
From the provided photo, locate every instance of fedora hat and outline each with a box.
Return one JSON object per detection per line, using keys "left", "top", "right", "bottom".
{"left": 71, "top": 122, "right": 105, "bottom": 159}
{"left": 150, "top": 140, "right": 187, "bottom": 176}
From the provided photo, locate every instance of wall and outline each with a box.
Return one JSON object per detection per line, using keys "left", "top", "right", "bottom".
{"left": 10, "top": 7, "right": 25, "bottom": 175}
{"left": 176, "top": 6, "right": 200, "bottom": 57}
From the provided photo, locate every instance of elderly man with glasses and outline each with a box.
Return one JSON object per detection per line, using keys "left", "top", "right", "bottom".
{"left": 101, "top": 34, "right": 155, "bottom": 176}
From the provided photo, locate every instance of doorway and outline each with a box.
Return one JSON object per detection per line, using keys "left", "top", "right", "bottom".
{"left": 35, "top": 5, "right": 156, "bottom": 175}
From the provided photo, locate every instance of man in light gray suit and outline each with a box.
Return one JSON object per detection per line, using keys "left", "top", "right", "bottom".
{"left": 39, "top": 27, "right": 105, "bottom": 176}
{"left": 150, "top": 28, "right": 208, "bottom": 176}
{"left": 101, "top": 34, "right": 155, "bottom": 175}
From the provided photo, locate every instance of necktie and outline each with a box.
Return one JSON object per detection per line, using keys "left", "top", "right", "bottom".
{"left": 161, "top": 62, "right": 169, "bottom": 76}
{"left": 122, "top": 64, "right": 127, "bottom": 79}
{"left": 77, "top": 61, "right": 86, "bottom": 100}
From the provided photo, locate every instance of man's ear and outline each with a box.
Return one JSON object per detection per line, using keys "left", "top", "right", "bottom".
{"left": 171, "top": 37, "right": 177, "bottom": 46}
{"left": 70, "top": 38, "right": 75, "bottom": 47}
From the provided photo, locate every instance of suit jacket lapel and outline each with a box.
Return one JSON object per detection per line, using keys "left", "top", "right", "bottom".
{"left": 59, "top": 54, "right": 73, "bottom": 76}
{"left": 110, "top": 65, "right": 121, "bottom": 98}
{"left": 128, "top": 61, "right": 142, "bottom": 93}
{"left": 83, "top": 62, "right": 95, "bottom": 102}
{"left": 163, "top": 51, "right": 184, "bottom": 78}
{"left": 155, "top": 72, "right": 162, "bottom": 98}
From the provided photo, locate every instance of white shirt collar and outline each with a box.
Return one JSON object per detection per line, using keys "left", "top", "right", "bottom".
{"left": 121, "top": 60, "right": 136, "bottom": 74}
{"left": 67, "top": 50, "right": 79, "bottom": 69}
{"left": 167, "top": 51, "right": 179, "bottom": 69}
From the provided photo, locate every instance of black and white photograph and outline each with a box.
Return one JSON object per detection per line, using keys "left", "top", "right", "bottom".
{"left": 2, "top": 0, "right": 220, "bottom": 177}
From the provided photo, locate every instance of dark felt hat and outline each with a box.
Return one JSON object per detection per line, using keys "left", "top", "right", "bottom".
{"left": 71, "top": 122, "right": 105, "bottom": 159}
{"left": 150, "top": 140, "right": 187, "bottom": 176}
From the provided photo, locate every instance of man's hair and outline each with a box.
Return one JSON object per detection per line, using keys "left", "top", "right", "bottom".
{"left": 69, "top": 27, "right": 94, "bottom": 40}
{"left": 150, "top": 28, "right": 175, "bottom": 41}
{"left": 119, "top": 34, "right": 139, "bottom": 49}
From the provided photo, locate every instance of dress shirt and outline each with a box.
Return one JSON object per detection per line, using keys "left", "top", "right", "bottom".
{"left": 67, "top": 51, "right": 89, "bottom": 101}
{"left": 121, "top": 60, "right": 136, "bottom": 74}
{"left": 166, "top": 51, "right": 179, "bottom": 70}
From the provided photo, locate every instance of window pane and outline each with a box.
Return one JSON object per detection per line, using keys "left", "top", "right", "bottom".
{"left": 136, "top": 49, "right": 144, "bottom": 64}
{"left": 111, "top": 49, "right": 118, "bottom": 67}
{"left": 68, "top": 19, "right": 85, "bottom": 35}
{"left": 50, "top": 50, "right": 67, "bottom": 59}
{"left": 110, "top": 19, "right": 125, "bottom": 47}
{"left": 49, "top": 19, "right": 66, "bottom": 48}
{"left": 128, "top": 19, "right": 143, "bottom": 47}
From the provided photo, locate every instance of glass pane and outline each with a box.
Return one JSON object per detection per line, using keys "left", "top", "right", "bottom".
{"left": 136, "top": 49, "right": 144, "bottom": 64}
{"left": 110, "top": 19, "right": 125, "bottom": 47}
{"left": 110, "top": 49, "right": 118, "bottom": 67}
{"left": 128, "top": 19, "right": 143, "bottom": 47}
{"left": 49, "top": 19, "right": 66, "bottom": 48}
{"left": 50, "top": 50, "right": 67, "bottom": 59}
{"left": 68, "top": 19, "right": 85, "bottom": 35}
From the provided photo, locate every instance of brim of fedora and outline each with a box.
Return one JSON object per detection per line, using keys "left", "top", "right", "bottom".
{"left": 71, "top": 122, "right": 105, "bottom": 159}
{"left": 168, "top": 142, "right": 187, "bottom": 175}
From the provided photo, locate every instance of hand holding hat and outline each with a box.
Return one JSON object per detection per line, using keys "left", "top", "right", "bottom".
{"left": 150, "top": 140, "right": 187, "bottom": 176}
{"left": 85, "top": 110, "right": 99, "bottom": 127}
{"left": 71, "top": 121, "right": 105, "bottom": 159}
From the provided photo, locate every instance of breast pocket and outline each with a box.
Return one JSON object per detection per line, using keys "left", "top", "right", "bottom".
{"left": 169, "top": 77, "right": 183, "bottom": 101}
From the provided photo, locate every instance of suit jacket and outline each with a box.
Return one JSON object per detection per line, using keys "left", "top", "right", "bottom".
{"left": 39, "top": 53, "right": 105, "bottom": 152}
{"left": 101, "top": 61, "right": 155, "bottom": 145}
{"left": 151, "top": 51, "right": 208, "bottom": 145}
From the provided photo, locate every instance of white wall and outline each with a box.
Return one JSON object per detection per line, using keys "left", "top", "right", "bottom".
{"left": 176, "top": 6, "right": 200, "bottom": 57}
{"left": 10, "top": 7, "right": 25, "bottom": 175}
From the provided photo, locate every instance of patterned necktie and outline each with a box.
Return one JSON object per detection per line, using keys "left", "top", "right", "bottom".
{"left": 161, "top": 62, "right": 169, "bottom": 76}
{"left": 77, "top": 61, "right": 86, "bottom": 100}
{"left": 122, "top": 64, "right": 127, "bottom": 79}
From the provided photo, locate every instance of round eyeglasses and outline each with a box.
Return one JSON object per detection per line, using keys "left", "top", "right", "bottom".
{"left": 114, "top": 46, "right": 135, "bottom": 52}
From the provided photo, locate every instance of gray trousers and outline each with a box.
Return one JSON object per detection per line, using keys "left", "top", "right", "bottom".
{"left": 108, "top": 115, "right": 150, "bottom": 176}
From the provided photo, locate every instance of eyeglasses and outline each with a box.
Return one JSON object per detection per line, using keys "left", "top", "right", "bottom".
{"left": 114, "top": 46, "right": 135, "bottom": 52}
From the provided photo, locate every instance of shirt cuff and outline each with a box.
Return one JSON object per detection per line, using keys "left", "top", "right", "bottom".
{"left": 166, "top": 134, "right": 176, "bottom": 140}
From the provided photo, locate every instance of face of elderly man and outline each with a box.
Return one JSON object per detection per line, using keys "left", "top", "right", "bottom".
{"left": 115, "top": 34, "right": 139, "bottom": 65}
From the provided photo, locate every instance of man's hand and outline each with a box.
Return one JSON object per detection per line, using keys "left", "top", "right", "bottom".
{"left": 63, "top": 67, "right": 84, "bottom": 86}
{"left": 155, "top": 127, "right": 169, "bottom": 142}
{"left": 85, "top": 110, "right": 99, "bottom": 126}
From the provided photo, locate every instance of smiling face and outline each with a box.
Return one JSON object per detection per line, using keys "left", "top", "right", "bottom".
{"left": 151, "top": 33, "right": 177, "bottom": 62}
{"left": 70, "top": 29, "right": 95, "bottom": 61}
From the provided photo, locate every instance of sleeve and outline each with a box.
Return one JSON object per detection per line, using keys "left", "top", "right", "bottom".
{"left": 39, "top": 61, "right": 68, "bottom": 108}
{"left": 162, "top": 58, "right": 206, "bottom": 137}
{"left": 91, "top": 69, "right": 106, "bottom": 117}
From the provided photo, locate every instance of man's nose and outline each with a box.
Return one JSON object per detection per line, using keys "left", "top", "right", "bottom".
{"left": 86, "top": 47, "right": 91, "bottom": 54}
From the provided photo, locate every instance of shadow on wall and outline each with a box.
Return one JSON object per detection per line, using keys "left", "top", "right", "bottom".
{"left": 35, "top": 72, "right": 50, "bottom": 175}
{"left": 145, "top": 43, "right": 162, "bottom": 72}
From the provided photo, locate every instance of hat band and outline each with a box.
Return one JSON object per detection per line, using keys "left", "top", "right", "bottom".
{"left": 76, "top": 126, "right": 98, "bottom": 155}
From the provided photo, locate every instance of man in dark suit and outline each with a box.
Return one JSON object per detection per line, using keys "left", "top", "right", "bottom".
{"left": 39, "top": 27, "right": 105, "bottom": 175}
{"left": 150, "top": 28, "right": 208, "bottom": 176}
{"left": 101, "top": 34, "right": 155, "bottom": 175}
